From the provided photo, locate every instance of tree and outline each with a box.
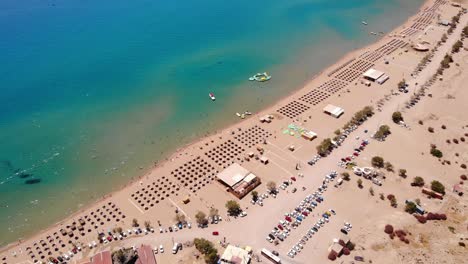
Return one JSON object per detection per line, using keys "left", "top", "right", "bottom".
{"left": 341, "top": 172, "right": 350, "bottom": 181}
{"left": 114, "top": 227, "right": 123, "bottom": 234}
{"left": 317, "top": 138, "right": 333, "bottom": 156}
{"left": 412, "top": 176, "right": 425, "bottom": 187}
{"left": 415, "top": 198, "right": 421, "bottom": 205}
{"left": 431, "top": 180, "right": 445, "bottom": 194}
{"left": 441, "top": 33, "right": 448, "bottom": 43}
{"left": 195, "top": 211, "right": 208, "bottom": 226}
{"left": 371, "top": 156, "right": 385, "bottom": 168}
{"left": 392, "top": 111, "right": 403, "bottom": 123}
{"left": 398, "top": 79, "right": 406, "bottom": 89}
{"left": 113, "top": 249, "right": 126, "bottom": 264}
{"left": 405, "top": 201, "right": 417, "bottom": 214}
{"left": 225, "top": 200, "right": 241, "bottom": 216}
{"left": 430, "top": 147, "right": 443, "bottom": 158}
{"left": 384, "top": 162, "right": 394, "bottom": 172}
{"left": 251, "top": 191, "right": 259, "bottom": 202}
{"left": 357, "top": 179, "right": 363, "bottom": 188}
{"left": 334, "top": 129, "right": 341, "bottom": 135}
{"left": 452, "top": 40, "right": 463, "bottom": 53}
{"left": 209, "top": 208, "right": 219, "bottom": 218}
{"left": 369, "top": 187, "right": 374, "bottom": 196}
{"left": 132, "top": 218, "right": 139, "bottom": 227}
{"left": 174, "top": 213, "right": 186, "bottom": 224}
{"left": 266, "top": 181, "right": 277, "bottom": 194}
{"left": 389, "top": 196, "right": 398, "bottom": 208}
{"left": 463, "top": 25, "right": 468, "bottom": 37}
{"left": 144, "top": 220, "right": 151, "bottom": 229}
{"left": 362, "top": 106, "right": 374, "bottom": 117}
{"left": 194, "top": 238, "right": 218, "bottom": 264}
{"left": 398, "top": 169, "right": 407, "bottom": 178}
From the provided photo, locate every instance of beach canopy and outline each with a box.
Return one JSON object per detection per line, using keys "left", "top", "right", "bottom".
{"left": 217, "top": 163, "right": 250, "bottom": 187}
{"left": 413, "top": 43, "right": 430, "bottom": 51}
{"left": 323, "top": 104, "right": 344, "bottom": 118}
{"left": 363, "top": 68, "right": 385, "bottom": 81}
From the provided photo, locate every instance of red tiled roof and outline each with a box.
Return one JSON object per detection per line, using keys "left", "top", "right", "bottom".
{"left": 91, "top": 251, "right": 112, "bottom": 264}
{"left": 136, "top": 244, "right": 157, "bottom": 264}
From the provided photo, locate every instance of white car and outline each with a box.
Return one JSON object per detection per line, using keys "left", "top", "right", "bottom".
{"left": 240, "top": 211, "right": 247, "bottom": 217}
{"left": 159, "top": 228, "right": 163, "bottom": 233}
{"left": 153, "top": 247, "right": 158, "bottom": 254}
{"left": 159, "top": 245, "right": 164, "bottom": 253}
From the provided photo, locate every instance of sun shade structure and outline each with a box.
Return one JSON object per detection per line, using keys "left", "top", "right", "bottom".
{"left": 301, "top": 130, "right": 317, "bottom": 141}
{"left": 220, "top": 245, "right": 251, "bottom": 264}
{"left": 363, "top": 68, "right": 385, "bottom": 81}
{"left": 323, "top": 104, "right": 344, "bottom": 118}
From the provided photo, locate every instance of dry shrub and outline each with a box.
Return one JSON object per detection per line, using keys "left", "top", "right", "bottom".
{"left": 453, "top": 138, "right": 459, "bottom": 144}
{"left": 338, "top": 239, "right": 346, "bottom": 247}
{"left": 328, "top": 251, "right": 337, "bottom": 261}
{"left": 461, "top": 164, "right": 467, "bottom": 169}
{"left": 387, "top": 194, "right": 395, "bottom": 200}
{"left": 389, "top": 233, "right": 395, "bottom": 239}
{"left": 342, "top": 247, "right": 350, "bottom": 255}
{"left": 384, "top": 225, "right": 394, "bottom": 234}
{"left": 414, "top": 214, "right": 427, "bottom": 223}
{"left": 395, "top": 230, "right": 407, "bottom": 237}
{"left": 461, "top": 175, "right": 467, "bottom": 180}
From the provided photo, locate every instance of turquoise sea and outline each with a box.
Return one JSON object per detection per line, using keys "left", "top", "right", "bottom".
{"left": 0, "top": 0, "right": 423, "bottom": 246}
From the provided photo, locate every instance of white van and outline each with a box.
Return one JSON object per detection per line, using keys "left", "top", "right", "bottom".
{"left": 172, "top": 242, "right": 181, "bottom": 254}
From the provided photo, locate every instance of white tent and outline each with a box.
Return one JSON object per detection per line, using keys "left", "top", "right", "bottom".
{"left": 323, "top": 104, "right": 344, "bottom": 118}
{"left": 363, "top": 68, "right": 385, "bottom": 81}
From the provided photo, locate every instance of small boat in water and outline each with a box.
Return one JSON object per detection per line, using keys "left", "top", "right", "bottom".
{"left": 236, "top": 112, "right": 245, "bottom": 119}
{"left": 209, "top": 93, "right": 216, "bottom": 101}
{"left": 362, "top": 21, "right": 368, "bottom": 25}
{"left": 249, "top": 72, "right": 271, "bottom": 82}
{"left": 370, "top": 32, "right": 377, "bottom": 35}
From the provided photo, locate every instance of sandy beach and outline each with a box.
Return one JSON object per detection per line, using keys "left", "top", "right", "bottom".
{"left": 1, "top": 0, "right": 467, "bottom": 263}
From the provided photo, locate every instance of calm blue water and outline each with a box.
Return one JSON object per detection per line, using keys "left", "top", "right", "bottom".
{"left": 0, "top": 0, "right": 423, "bottom": 246}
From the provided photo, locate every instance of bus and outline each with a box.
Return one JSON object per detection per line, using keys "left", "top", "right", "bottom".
{"left": 261, "top": 248, "right": 281, "bottom": 264}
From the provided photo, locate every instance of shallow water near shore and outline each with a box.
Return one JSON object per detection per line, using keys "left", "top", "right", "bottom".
{"left": 0, "top": 0, "right": 423, "bottom": 247}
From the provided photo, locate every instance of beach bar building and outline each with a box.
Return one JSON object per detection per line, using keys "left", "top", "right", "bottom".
{"left": 323, "top": 104, "right": 344, "bottom": 118}
{"left": 220, "top": 245, "right": 251, "bottom": 264}
{"left": 363, "top": 68, "right": 389, "bottom": 84}
{"left": 216, "top": 163, "right": 261, "bottom": 199}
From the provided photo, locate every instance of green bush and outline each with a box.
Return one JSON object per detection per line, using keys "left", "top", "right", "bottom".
{"left": 371, "top": 156, "right": 385, "bottom": 168}
{"left": 431, "top": 180, "right": 445, "bottom": 194}
{"left": 405, "top": 201, "right": 417, "bottom": 214}
{"left": 430, "top": 147, "right": 443, "bottom": 158}
{"left": 392, "top": 112, "right": 403, "bottom": 123}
